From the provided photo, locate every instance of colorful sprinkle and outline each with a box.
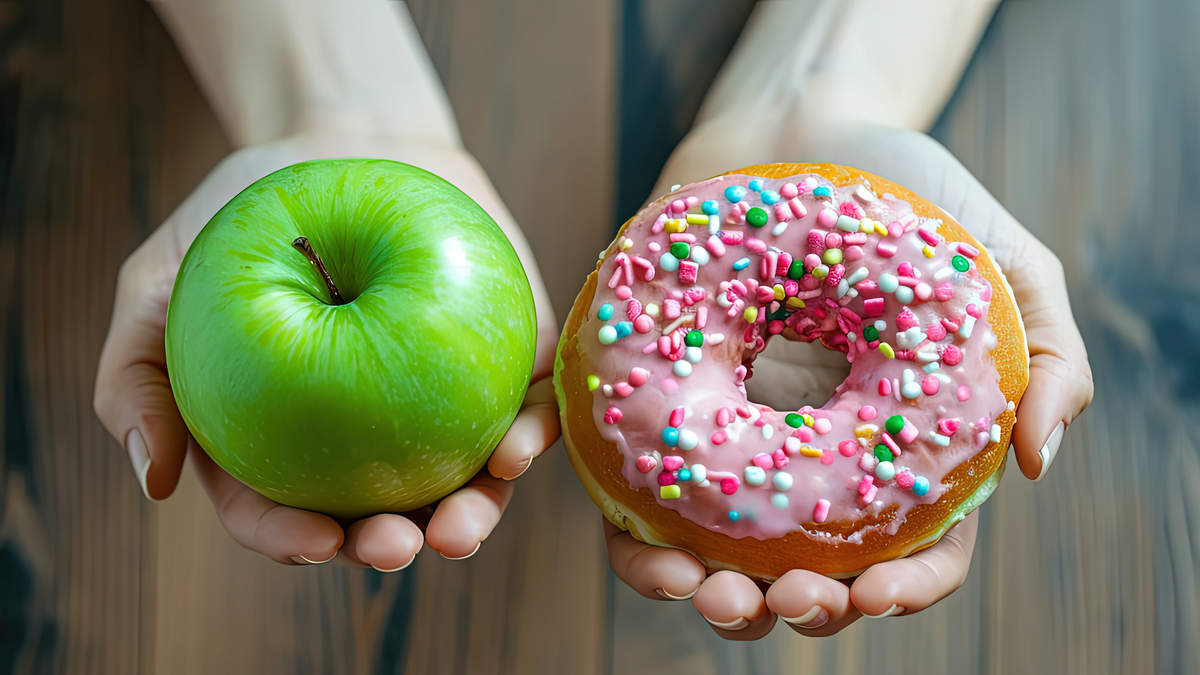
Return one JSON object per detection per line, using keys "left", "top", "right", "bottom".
{"left": 598, "top": 326, "right": 618, "bottom": 344}
{"left": 702, "top": 200, "right": 719, "bottom": 215}
{"left": 746, "top": 207, "right": 768, "bottom": 227}
{"left": 875, "top": 461, "right": 896, "bottom": 481}
{"left": 733, "top": 257, "right": 750, "bottom": 270}
{"left": 725, "top": 185, "right": 747, "bottom": 202}
{"left": 773, "top": 472, "right": 794, "bottom": 491}
{"left": 660, "top": 485, "right": 681, "bottom": 499}
{"left": 771, "top": 494, "right": 789, "bottom": 509}
{"left": 728, "top": 510, "right": 740, "bottom": 522}
{"left": 952, "top": 255, "right": 970, "bottom": 272}
{"left": 813, "top": 186, "right": 831, "bottom": 197}
{"left": 874, "top": 444, "right": 894, "bottom": 462}
{"left": 598, "top": 304, "right": 613, "bottom": 321}
{"left": 785, "top": 413, "right": 804, "bottom": 428}
{"left": 813, "top": 499, "right": 830, "bottom": 523}
{"left": 587, "top": 375, "right": 600, "bottom": 391}
{"left": 913, "top": 477, "right": 930, "bottom": 496}
{"left": 744, "top": 466, "right": 766, "bottom": 486}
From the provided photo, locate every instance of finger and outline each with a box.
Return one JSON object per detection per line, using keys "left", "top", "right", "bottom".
{"left": 604, "top": 520, "right": 706, "bottom": 601}
{"left": 850, "top": 511, "right": 979, "bottom": 618}
{"left": 189, "top": 438, "right": 344, "bottom": 565}
{"left": 424, "top": 471, "right": 514, "bottom": 560}
{"left": 693, "top": 571, "right": 775, "bottom": 640}
{"left": 94, "top": 246, "right": 189, "bottom": 501}
{"left": 766, "top": 569, "right": 860, "bottom": 636}
{"left": 340, "top": 514, "right": 424, "bottom": 572}
{"left": 487, "top": 378, "right": 559, "bottom": 480}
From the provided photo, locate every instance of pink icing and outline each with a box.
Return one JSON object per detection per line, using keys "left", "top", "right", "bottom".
{"left": 577, "top": 174, "right": 1008, "bottom": 541}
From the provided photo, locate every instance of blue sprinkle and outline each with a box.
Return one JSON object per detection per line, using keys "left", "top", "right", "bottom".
{"left": 748, "top": 179, "right": 764, "bottom": 192}
{"left": 615, "top": 321, "right": 633, "bottom": 338}
{"left": 813, "top": 186, "right": 832, "bottom": 197}
{"left": 913, "top": 477, "right": 930, "bottom": 496}
{"left": 597, "top": 303, "right": 613, "bottom": 321}
{"left": 733, "top": 257, "right": 751, "bottom": 271}
{"left": 728, "top": 510, "right": 740, "bottom": 522}
{"left": 724, "top": 185, "right": 747, "bottom": 203}
{"left": 677, "top": 469, "right": 692, "bottom": 482}
{"left": 761, "top": 190, "right": 780, "bottom": 205}
{"left": 662, "top": 427, "right": 679, "bottom": 446}
{"left": 701, "top": 200, "right": 719, "bottom": 215}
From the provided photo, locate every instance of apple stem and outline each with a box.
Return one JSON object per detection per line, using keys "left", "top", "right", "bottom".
{"left": 292, "top": 236, "right": 345, "bottom": 305}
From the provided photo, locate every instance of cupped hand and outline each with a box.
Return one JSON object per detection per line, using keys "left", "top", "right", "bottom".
{"left": 607, "top": 122, "right": 1092, "bottom": 638}
{"left": 94, "top": 132, "right": 559, "bottom": 569}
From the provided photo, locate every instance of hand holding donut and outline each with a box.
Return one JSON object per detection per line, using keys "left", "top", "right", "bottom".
{"left": 600, "top": 126, "right": 1092, "bottom": 640}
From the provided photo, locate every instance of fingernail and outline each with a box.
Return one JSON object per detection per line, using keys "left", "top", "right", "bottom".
{"left": 440, "top": 542, "right": 481, "bottom": 561}
{"left": 372, "top": 557, "right": 416, "bottom": 573}
{"left": 1034, "top": 421, "right": 1065, "bottom": 482}
{"left": 290, "top": 552, "right": 337, "bottom": 565}
{"left": 504, "top": 457, "right": 533, "bottom": 481}
{"left": 702, "top": 615, "right": 749, "bottom": 631}
{"left": 125, "top": 428, "right": 154, "bottom": 501}
{"left": 655, "top": 587, "right": 698, "bottom": 601}
{"left": 781, "top": 606, "right": 829, "bottom": 629}
{"left": 864, "top": 604, "right": 905, "bottom": 618}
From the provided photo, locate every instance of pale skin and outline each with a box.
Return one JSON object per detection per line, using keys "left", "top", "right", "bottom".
{"left": 93, "top": 0, "right": 1092, "bottom": 636}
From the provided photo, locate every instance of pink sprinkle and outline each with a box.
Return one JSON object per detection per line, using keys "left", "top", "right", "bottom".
{"left": 678, "top": 261, "right": 698, "bottom": 284}
{"left": 935, "top": 283, "right": 955, "bottom": 302}
{"left": 760, "top": 251, "right": 778, "bottom": 280}
{"left": 730, "top": 280, "right": 748, "bottom": 297}
{"left": 696, "top": 306, "right": 708, "bottom": 329}
{"left": 636, "top": 456, "right": 656, "bottom": 474}
{"left": 887, "top": 221, "right": 904, "bottom": 238}
{"left": 626, "top": 298, "right": 642, "bottom": 320}
{"left": 788, "top": 197, "right": 807, "bottom": 219}
{"left": 657, "top": 336, "right": 672, "bottom": 357}
{"left": 839, "top": 307, "right": 862, "bottom": 325}
{"left": 814, "top": 418, "right": 832, "bottom": 435}
{"left": 720, "top": 477, "right": 738, "bottom": 495}
{"left": 825, "top": 232, "right": 843, "bottom": 249}
{"left": 844, "top": 246, "right": 864, "bottom": 261}
{"left": 858, "top": 406, "right": 877, "bottom": 421}
{"left": 716, "top": 408, "right": 731, "bottom": 427}
{"left": 783, "top": 279, "right": 799, "bottom": 297}
{"left": 663, "top": 299, "right": 681, "bottom": 319}
{"left": 915, "top": 283, "right": 932, "bottom": 302}
{"left": 881, "top": 432, "right": 901, "bottom": 457}
{"left": 670, "top": 199, "right": 686, "bottom": 214}
{"left": 711, "top": 430, "right": 727, "bottom": 445}
{"left": 921, "top": 375, "right": 940, "bottom": 396}
{"left": 895, "top": 470, "right": 915, "bottom": 489}
{"left": 604, "top": 407, "right": 623, "bottom": 424}
{"left": 752, "top": 453, "right": 774, "bottom": 470}
{"left": 705, "top": 235, "right": 726, "bottom": 257}
{"left": 776, "top": 252, "right": 793, "bottom": 277}
{"left": 780, "top": 182, "right": 799, "bottom": 199}
{"left": 614, "top": 382, "right": 634, "bottom": 398}
{"left": 878, "top": 378, "right": 892, "bottom": 396}
{"left": 768, "top": 320, "right": 785, "bottom": 335}
{"left": 773, "top": 203, "right": 793, "bottom": 222}
{"left": 966, "top": 303, "right": 984, "bottom": 319}
{"left": 642, "top": 341, "right": 659, "bottom": 355}
{"left": 976, "top": 431, "right": 991, "bottom": 447}
{"left": 784, "top": 437, "right": 801, "bottom": 455}
{"left": 820, "top": 452, "right": 835, "bottom": 465}
{"left": 926, "top": 323, "right": 946, "bottom": 341}
{"left": 937, "top": 419, "right": 959, "bottom": 436}
{"left": 796, "top": 426, "right": 815, "bottom": 443}
{"left": 662, "top": 455, "right": 684, "bottom": 471}
{"left": 756, "top": 286, "right": 775, "bottom": 303}
{"left": 668, "top": 233, "right": 697, "bottom": 244}
{"left": 817, "top": 208, "right": 838, "bottom": 229}
{"left": 876, "top": 240, "right": 897, "bottom": 257}
{"left": 918, "top": 228, "right": 939, "bottom": 246}
{"left": 772, "top": 449, "right": 789, "bottom": 469}
{"left": 660, "top": 378, "right": 679, "bottom": 395}
{"left": 956, "top": 385, "right": 971, "bottom": 401}
{"left": 628, "top": 368, "right": 649, "bottom": 387}
{"left": 839, "top": 440, "right": 859, "bottom": 457}
{"left": 864, "top": 298, "right": 885, "bottom": 318}
{"left": 858, "top": 475, "right": 875, "bottom": 495}
{"left": 860, "top": 452, "right": 878, "bottom": 472}
{"left": 813, "top": 499, "right": 831, "bottom": 523}
{"left": 896, "top": 307, "right": 918, "bottom": 330}
{"left": 826, "top": 264, "right": 844, "bottom": 287}
{"left": 669, "top": 407, "right": 685, "bottom": 428}
{"left": 651, "top": 215, "right": 666, "bottom": 235}
{"left": 685, "top": 196, "right": 700, "bottom": 209}
{"left": 942, "top": 344, "right": 964, "bottom": 366}
{"left": 736, "top": 406, "right": 752, "bottom": 419}
{"left": 897, "top": 261, "right": 915, "bottom": 277}
{"left": 899, "top": 420, "right": 919, "bottom": 444}
{"left": 615, "top": 285, "right": 632, "bottom": 301}
{"left": 633, "top": 314, "right": 655, "bottom": 334}
{"left": 956, "top": 242, "right": 979, "bottom": 258}
{"left": 803, "top": 233, "right": 825, "bottom": 259}
{"left": 657, "top": 471, "right": 675, "bottom": 486}
{"left": 941, "top": 317, "right": 960, "bottom": 333}
{"left": 839, "top": 201, "right": 864, "bottom": 219}
{"left": 862, "top": 486, "right": 878, "bottom": 505}
{"left": 745, "top": 238, "right": 767, "bottom": 255}
{"left": 719, "top": 230, "right": 744, "bottom": 246}
{"left": 980, "top": 286, "right": 992, "bottom": 302}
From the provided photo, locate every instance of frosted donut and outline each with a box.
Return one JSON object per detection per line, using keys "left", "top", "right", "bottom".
{"left": 554, "top": 164, "right": 1028, "bottom": 580}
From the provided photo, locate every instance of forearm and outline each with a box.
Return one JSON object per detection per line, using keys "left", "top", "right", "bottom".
{"left": 150, "top": 0, "right": 460, "bottom": 149}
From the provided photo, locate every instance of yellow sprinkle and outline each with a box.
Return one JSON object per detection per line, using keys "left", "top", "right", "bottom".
{"left": 812, "top": 265, "right": 829, "bottom": 279}
{"left": 685, "top": 214, "right": 709, "bottom": 225}
{"left": 646, "top": 303, "right": 660, "bottom": 317}
{"left": 860, "top": 218, "right": 875, "bottom": 233}
{"left": 773, "top": 284, "right": 786, "bottom": 301}
{"left": 785, "top": 297, "right": 806, "bottom": 310}
{"left": 619, "top": 237, "right": 634, "bottom": 250}
{"left": 879, "top": 343, "right": 895, "bottom": 359}
{"left": 922, "top": 245, "right": 935, "bottom": 258}
{"left": 855, "top": 424, "right": 878, "bottom": 440}
{"left": 800, "top": 446, "right": 823, "bottom": 458}
{"left": 587, "top": 375, "right": 600, "bottom": 391}
{"left": 744, "top": 306, "right": 759, "bottom": 324}
{"left": 802, "top": 414, "right": 815, "bottom": 427}
{"left": 660, "top": 485, "right": 681, "bottom": 499}
{"left": 664, "top": 219, "right": 687, "bottom": 233}
{"left": 874, "top": 221, "right": 889, "bottom": 236}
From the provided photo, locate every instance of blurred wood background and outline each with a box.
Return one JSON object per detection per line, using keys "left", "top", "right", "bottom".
{"left": 1, "top": 0, "right": 1198, "bottom": 673}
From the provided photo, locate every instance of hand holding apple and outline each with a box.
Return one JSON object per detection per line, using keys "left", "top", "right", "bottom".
{"left": 94, "top": 133, "right": 560, "bottom": 568}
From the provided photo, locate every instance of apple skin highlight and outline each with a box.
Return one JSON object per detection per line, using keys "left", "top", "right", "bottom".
{"left": 165, "top": 159, "right": 537, "bottom": 518}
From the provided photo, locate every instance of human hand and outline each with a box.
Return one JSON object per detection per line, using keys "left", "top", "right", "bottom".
{"left": 604, "top": 123, "right": 1092, "bottom": 638}
{"left": 94, "top": 132, "right": 559, "bottom": 569}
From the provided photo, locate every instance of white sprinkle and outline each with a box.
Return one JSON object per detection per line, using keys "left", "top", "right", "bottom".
{"left": 670, "top": 184, "right": 681, "bottom": 192}
{"left": 706, "top": 333, "right": 726, "bottom": 345}
{"left": 916, "top": 350, "right": 940, "bottom": 362}
{"left": 989, "top": 424, "right": 1001, "bottom": 443}
{"left": 717, "top": 293, "right": 733, "bottom": 308}
{"left": 874, "top": 320, "right": 888, "bottom": 332}
{"left": 837, "top": 278, "right": 849, "bottom": 298}
{"left": 771, "top": 493, "right": 790, "bottom": 510}
{"left": 673, "top": 360, "right": 693, "bottom": 378}
{"left": 772, "top": 221, "right": 789, "bottom": 236}
{"left": 773, "top": 472, "right": 793, "bottom": 491}
{"left": 848, "top": 332, "right": 858, "bottom": 343}
{"left": 902, "top": 382, "right": 922, "bottom": 399}
{"left": 959, "top": 315, "right": 977, "bottom": 339}
{"left": 690, "top": 464, "right": 706, "bottom": 483}
{"left": 846, "top": 288, "right": 859, "bottom": 298}
{"left": 934, "top": 267, "right": 956, "bottom": 281}
{"left": 903, "top": 369, "right": 916, "bottom": 383}
{"left": 708, "top": 215, "right": 720, "bottom": 235}
{"left": 645, "top": 303, "right": 660, "bottom": 317}
{"left": 934, "top": 434, "right": 950, "bottom": 447}
{"left": 685, "top": 346, "right": 703, "bottom": 363}
{"left": 933, "top": 372, "right": 953, "bottom": 385}
{"left": 744, "top": 466, "right": 766, "bottom": 486}
{"left": 922, "top": 362, "right": 941, "bottom": 373}
{"left": 1007, "top": 400, "right": 1016, "bottom": 412}
{"left": 762, "top": 424, "right": 774, "bottom": 440}
{"left": 836, "top": 215, "right": 861, "bottom": 232}
{"left": 846, "top": 267, "right": 870, "bottom": 285}
{"left": 678, "top": 430, "right": 699, "bottom": 450}
{"left": 895, "top": 286, "right": 915, "bottom": 304}
{"left": 601, "top": 384, "right": 613, "bottom": 397}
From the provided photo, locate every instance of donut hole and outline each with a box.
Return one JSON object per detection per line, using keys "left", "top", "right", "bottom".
{"left": 743, "top": 335, "right": 852, "bottom": 412}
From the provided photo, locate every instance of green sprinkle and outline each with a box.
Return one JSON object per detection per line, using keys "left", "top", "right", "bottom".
{"left": 822, "top": 248, "right": 843, "bottom": 265}
{"left": 685, "top": 330, "right": 704, "bottom": 347}
{"left": 863, "top": 325, "right": 879, "bottom": 342}
{"left": 598, "top": 304, "right": 613, "bottom": 321}
{"left": 746, "top": 207, "right": 768, "bottom": 227}
{"left": 785, "top": 413, "right": 804, "bottom": 428}
{"left": 874, "top": 444, "right": 894, "bottom": 462}
{"left": 670, "top": 242, "right": 690, "bottom": 259}
{"left": 885, "top": 415, "right": 904, "bottom": 435}
{"left": 787, "top": 259, "right": 805, "bottom": 280}
{"left": 587, "top": 375, "right": 600, "bottom": 391}
{"left": 952, "top": 255, "right": 970, "bottom": 272}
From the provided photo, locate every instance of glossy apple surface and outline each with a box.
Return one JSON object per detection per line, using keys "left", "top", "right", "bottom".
{"left": 165, "top": 159, "right": 537, "bottom": 518}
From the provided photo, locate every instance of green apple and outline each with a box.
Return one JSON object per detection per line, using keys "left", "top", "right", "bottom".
{"left": 165, "top": 159, "right": 537, "bottom": 518}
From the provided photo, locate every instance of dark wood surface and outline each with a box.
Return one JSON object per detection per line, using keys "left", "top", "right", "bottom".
{"left": 2, "top": 0, "right": 1198, "bottom": 673}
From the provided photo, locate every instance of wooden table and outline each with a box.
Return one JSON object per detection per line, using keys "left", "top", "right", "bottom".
{"left": 1, "top": 0, "right": 1196, "bottom": 672}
